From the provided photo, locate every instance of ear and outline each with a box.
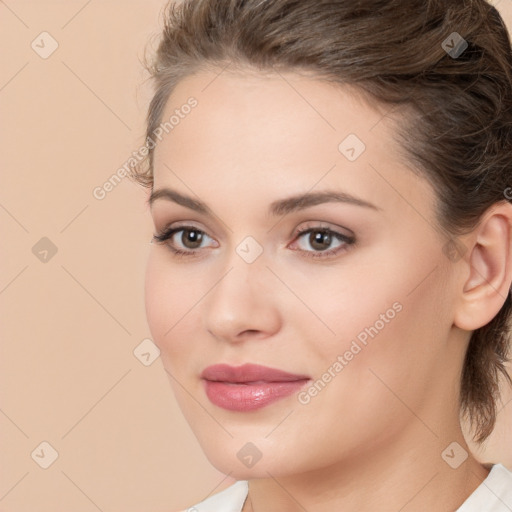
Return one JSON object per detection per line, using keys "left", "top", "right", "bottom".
{"left": 453, "top": 201, "right": 512, "bottom": 331}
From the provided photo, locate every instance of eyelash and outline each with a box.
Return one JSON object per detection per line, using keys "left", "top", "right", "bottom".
{"left": 151, "top": 224, "right": 356, "bottom": 260}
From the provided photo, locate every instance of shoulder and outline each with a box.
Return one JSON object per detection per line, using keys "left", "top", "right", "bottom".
{"left": 458, "top": 463, "right": 512, "bottom": 511}
{"left": 176, "top": 480, "right": 249, "bottom": 512}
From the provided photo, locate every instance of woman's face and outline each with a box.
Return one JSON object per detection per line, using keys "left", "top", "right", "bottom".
{"left": 145, "top": 67, "right": 463, "bottom": 478}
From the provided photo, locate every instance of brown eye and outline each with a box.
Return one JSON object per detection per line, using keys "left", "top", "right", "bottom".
{"left": 290, "top": 225, "right": 356, "bottom": 260}
{"left": 180, "top": 229, "right": 204, "bottom": 249}
{"left": 308, "top": 230, "right": 334, "bottom": 251}
{"left": 152, "top": 225, "right": 217, "bottom": 258}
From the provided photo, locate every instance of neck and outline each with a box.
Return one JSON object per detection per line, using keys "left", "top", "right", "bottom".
{"left": 244, "top": 424, "right": 489, "bottom": 512}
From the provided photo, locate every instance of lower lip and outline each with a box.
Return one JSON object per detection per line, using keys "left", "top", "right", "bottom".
{"left": 203, "top": 379, "right": 310, "bottom": 411}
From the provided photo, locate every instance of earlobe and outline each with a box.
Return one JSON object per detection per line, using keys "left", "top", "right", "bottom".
{"left": 454, "top": 202, "right": 512, "bottom": 331}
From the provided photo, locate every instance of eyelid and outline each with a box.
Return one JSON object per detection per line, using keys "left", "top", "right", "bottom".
{"left": 157, "top": 219, "right": 208, "bottom": 233}
{"left": 291, "top": 220, "right": 354, "bottom": 239}
{"left": 153, "top": 224, "right": 218, "bottom": 246}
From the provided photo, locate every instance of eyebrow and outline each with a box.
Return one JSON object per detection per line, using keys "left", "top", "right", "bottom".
{"left": 148, "top": 187, "right": 380, "bottom": 216}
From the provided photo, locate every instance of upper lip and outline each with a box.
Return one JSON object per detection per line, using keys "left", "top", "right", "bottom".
{"left": 201, "top": 363, "right": 310, "bottom": 383}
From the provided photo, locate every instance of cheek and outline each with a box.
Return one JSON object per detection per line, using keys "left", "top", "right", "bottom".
{"left": 144, "top": 252, "right": 199, "bottom": 359}
{"left": 304, "top": 245, "right": 450, "bottom": 400}
{"left": 334, "top": 275, "right": 448, "bottom": 412}
{"left": 291, "top": 282, "right": 447, "bottom": 460}
{"left": 284, "top": 259, "right": 407, "bottom": 367}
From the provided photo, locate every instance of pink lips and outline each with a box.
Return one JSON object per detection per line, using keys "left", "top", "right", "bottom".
{"left": 201, "top": 363, "right": 311, "bottom": 412}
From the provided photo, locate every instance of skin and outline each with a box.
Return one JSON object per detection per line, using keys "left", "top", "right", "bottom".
{"left": 144, "top": 65, "right": 512, "bottom": 511}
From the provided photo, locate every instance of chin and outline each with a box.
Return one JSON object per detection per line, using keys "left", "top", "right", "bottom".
{"left": 197, "top": 436, "right": 308, "bottom": 480}
{"left": 208, "top": 455, "right": 287, "bottom": 480}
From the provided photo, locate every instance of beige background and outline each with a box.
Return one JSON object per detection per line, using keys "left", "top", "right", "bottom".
{"left": 1, "top": 1, "right": 511, "bottom": 510}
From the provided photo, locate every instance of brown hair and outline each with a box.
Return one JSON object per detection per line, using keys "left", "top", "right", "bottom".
{"left": 130, "top": 0, "right": 512, "bottom": 443}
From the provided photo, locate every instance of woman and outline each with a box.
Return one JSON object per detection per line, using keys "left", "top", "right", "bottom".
{"left": 130, "top": 0, "right": 512, "bottom": 510}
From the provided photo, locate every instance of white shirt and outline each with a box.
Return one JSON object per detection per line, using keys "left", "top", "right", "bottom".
{"left": 186, "top": 464, "right": 512, "bottom": 511}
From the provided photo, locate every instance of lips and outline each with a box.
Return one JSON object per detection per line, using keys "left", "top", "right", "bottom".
{"left": 201, "top": 363, "right": 311, "bottom": 411}
{"left": 201, "top": 363, "right": 310, "bottom": 383}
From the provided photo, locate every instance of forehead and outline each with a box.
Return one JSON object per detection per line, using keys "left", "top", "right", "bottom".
{"left": 154, "top": 68, "right": 397, "bottom": 166}
{"left": 151, "top": 67, "right": 432, "bottom": 219}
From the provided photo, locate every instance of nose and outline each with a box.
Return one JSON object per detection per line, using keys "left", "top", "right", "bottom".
{"left": 203, "top": 254, "right": 282, "bottom": 344}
